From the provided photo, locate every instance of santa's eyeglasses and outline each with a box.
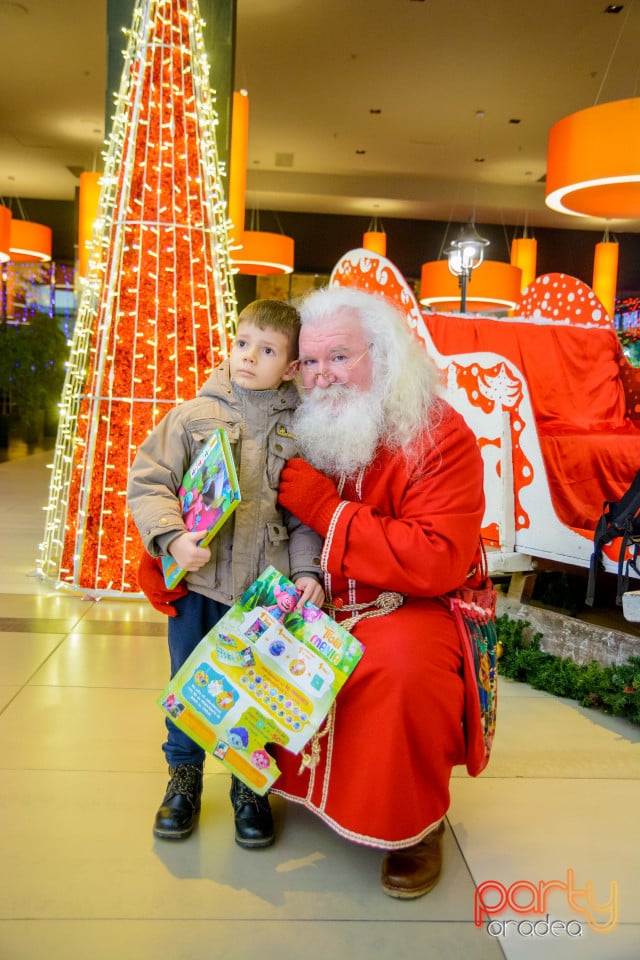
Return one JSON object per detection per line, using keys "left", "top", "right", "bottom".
{"left": 300, "top": 344, "right": 372, "bottom": 384}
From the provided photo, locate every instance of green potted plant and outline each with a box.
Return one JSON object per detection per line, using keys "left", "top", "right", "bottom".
{"left": 0, "top": 313, "right": 68, "bottom": 448}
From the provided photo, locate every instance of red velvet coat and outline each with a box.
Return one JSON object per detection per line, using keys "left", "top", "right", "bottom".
{"left": 272, "top": 402, "right": 485, "bottom": 849}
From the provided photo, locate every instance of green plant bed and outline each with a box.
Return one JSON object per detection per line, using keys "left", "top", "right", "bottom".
{"left": 496, "top": 614, "right": 640, "bottom": 725}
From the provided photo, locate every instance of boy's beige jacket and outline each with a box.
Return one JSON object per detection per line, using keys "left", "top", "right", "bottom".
{"left": 127, "top": 361, "right": 322, "bottom": 604}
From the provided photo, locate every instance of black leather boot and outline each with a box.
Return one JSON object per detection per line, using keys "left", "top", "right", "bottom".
{"left": 230, "top": 775, "right": 274, "bottom": 848}
{"left": 153, "top": 764, "right": 203, "bottom": 840}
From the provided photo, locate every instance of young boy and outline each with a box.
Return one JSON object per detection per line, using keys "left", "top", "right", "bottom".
{"left": 127, "top": 300, "right": 324, "bottom": 849}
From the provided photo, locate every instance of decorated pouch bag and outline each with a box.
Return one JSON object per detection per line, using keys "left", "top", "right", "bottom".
{"left": 446, "top": 545, "right": 498, "bottom": 776}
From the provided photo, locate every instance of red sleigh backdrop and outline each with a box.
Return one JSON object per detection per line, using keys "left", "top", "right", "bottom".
{"left": 331, "top": 250, "right": 640, "bottom": 579}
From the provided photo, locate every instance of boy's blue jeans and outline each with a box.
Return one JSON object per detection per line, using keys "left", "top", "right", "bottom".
{"left": 164, "top": 590, "right": 230, "bottom": 768}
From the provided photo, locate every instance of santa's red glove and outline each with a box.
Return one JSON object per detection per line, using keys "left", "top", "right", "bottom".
{"left": 137, "top": 550, "right": 188, "bottom": 616}
{"left": 278, "top": 457, "right": 342, "bottom": 536}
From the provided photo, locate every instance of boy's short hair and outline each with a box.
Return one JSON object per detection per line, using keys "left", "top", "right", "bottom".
{"left": 237, "top": 299, "right": 301, "bottom": 360}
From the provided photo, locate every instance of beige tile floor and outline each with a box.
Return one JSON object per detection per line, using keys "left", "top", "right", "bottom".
{"left": 1, "top": 451, "right": 639, "bottom": 959}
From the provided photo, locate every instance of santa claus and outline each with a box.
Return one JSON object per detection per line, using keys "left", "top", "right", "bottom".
{"left": 275, "top": 285, "right": 486, "bottom": 899}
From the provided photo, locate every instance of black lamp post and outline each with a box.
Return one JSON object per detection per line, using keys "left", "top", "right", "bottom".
{"left": 446, "top": 221, "right": 490, "bottom": 312}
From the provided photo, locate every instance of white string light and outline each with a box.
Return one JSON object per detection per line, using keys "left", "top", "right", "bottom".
{"left": 37, "top": 0, "right": 238, "bottom": 595}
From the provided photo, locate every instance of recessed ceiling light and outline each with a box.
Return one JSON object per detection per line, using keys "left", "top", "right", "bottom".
{"left": 355, "top": 149, "right": 366, "bottom": 155}
{"left": 474, "top": 156, "right": 486, "bottom": 163}
{"left": 604, "top": 4, "right": 624, "bottom": 12}
{"left": 369, "top": 108, "right": 382, "bottom": 115}
{"left": 509, "top": 118, "right": 521, "bottom": 124}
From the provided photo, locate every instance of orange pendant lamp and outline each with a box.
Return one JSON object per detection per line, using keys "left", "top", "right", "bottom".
{"left": 545, "top": 98, "right": 640, "bottom": 219}
{"left": 592, "top": 233, "right": 619, "bottom": 322}
{"left": 0, "top": 205, "right": 11, "bottom": 262}
{"left": 78, "top": 171, "right": 103, "bottom": 278}
{"left": 232, "top": 230, "right": 294, "bottom": 275}
{"left": 228, "top": 90, "right": 294, "bottom": 275}
{"left": 420, "top": 260, "right": 522, "bottom": 313}
{"left": 9, "top": 218, "right": 52, "bottom": 262}
{"left": 228, "top": 90, "right": 248, "bottom": 246}
{"left": 363, "top": 217, "right": 387, "bottom": 256}
{"left": 510, "top": 236, "right": 537, "bottom": 292}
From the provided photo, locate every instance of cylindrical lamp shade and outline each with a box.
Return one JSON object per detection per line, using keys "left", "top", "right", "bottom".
{"left": 420, "top": 260, "right": 522, "bottom": 312}
{"left": 78, "top": 172, "right": 102, "bottom": 278}
{"left": 233, "top": 230, "right": 294, "bottom": 275}
{"left": 0, "top": 205, "right": 11, "bottom": 262}
{"left": 592, "top": 241, "right": 619, "bottom": 322}
{"left": 363, "top": 231, "right": 387, "bottom": 256}
{"left": 9, "top": 219, "right": 52, "bottom": 262}
{"left": 228, "top": 91, "right": 249, "bottom": 243}
{"left": 545, "top": 98, "right": 640, "bottom": 218}
{"left": 510, "top": 237, "right": 537, "bottom": 292}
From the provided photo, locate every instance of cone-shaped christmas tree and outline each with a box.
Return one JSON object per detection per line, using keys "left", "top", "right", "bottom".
{"left": 37, "top": 0, "right": 237, "bottom": 595}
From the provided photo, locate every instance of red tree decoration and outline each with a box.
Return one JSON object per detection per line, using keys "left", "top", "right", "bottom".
{"left": 38, "top": 0, "right": 237, "bottom": 594}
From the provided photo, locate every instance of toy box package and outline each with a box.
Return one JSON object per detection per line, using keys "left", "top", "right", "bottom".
{"left": 158, "top": 566, "right": 365, "bottom": 794}
{"left": 162, "top": 427, "right": 240, "bottom": 589}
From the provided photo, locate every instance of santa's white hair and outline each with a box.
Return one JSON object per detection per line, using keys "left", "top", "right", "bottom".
{"left": 293, "top": 286, "right": 444, "bottom": 475}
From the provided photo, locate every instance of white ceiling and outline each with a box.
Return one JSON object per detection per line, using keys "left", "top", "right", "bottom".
{"left": 1, "top": 0, "right": 639, "bottom": 233}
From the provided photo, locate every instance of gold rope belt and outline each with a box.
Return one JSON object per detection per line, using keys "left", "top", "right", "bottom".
{"left": 297, "top": 590, "right": 405, "bottom": 773}
{"left": 324, "top": 590, "right": 405, "bottom": 631}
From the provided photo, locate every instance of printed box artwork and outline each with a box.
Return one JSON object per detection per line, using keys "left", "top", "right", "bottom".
{"left": 158, "top": 566, "right": 365, "bottom": 794}
{"left": 162, "top": 427, "right": 241, "bottom": 589}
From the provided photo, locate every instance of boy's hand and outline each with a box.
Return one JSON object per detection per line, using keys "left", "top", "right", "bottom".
{"left": 294, "top": 576, "right": 325, "bottom": 610}
{"left": 168, "top": 530, "right": 211, "bottom": 571}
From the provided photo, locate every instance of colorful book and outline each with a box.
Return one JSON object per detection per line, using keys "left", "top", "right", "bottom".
{"left": 161, "top": 427, "right": 241, "bottom": 589}
{"left": 157, "top": 565, "right": 365, "bottom": 794}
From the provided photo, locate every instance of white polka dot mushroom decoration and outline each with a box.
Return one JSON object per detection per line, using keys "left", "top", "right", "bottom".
{"left": 513, "top": 273, "right": 611, "bottom": 327}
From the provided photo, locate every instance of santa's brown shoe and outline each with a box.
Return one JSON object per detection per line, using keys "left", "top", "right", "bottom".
{"left": 380, "top": 821, "right": 445, "bottom": 899}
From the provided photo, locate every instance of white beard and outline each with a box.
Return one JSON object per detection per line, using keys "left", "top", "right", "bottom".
{"left": 293, "top": 384, "right": 385, "bottom": 478}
